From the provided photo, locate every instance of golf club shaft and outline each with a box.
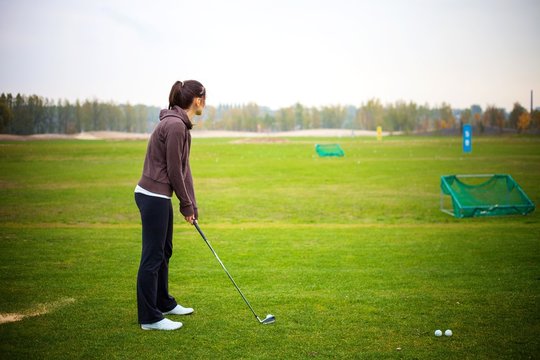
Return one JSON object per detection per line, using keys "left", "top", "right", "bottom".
{"left": 193, "top": 221, "right": 260, "bottom": 321}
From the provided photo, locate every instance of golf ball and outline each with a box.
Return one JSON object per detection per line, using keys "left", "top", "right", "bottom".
{"left": 445, "top": 329, "right": 453, "bottom": 337}
{"left": 434, "top": 330, "right": 442, "bottom": 337}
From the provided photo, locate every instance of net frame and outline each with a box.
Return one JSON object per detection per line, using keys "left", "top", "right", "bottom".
{"left": 440, "top": 174, "right": 535, "bottom": 218}
{"left": 315, "top": 144, "right": 345, "bottom": 157}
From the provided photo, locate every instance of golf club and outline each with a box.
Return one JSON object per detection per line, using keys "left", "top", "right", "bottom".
{"left": 193, "top": 220, "right": 275, "bottom": 325}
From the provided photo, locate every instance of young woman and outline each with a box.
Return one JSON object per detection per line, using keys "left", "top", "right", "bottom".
{"left": 134, "top": 80, "right": 205, "bottom": 330}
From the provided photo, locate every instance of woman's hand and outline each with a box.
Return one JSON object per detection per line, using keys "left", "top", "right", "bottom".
{"left": 184, "top": 214, "right": 196, "bottom": 224}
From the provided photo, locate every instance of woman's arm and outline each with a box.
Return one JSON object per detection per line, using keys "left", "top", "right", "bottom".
{"left": 165, "top": 122, "right": 195, "bottom": 218}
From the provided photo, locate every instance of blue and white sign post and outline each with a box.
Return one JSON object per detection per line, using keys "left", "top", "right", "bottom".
{"left": 463, "top": 124, "right": 472, "bottom": 153}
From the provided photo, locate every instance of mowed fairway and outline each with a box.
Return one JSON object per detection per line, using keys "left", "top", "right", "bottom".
{"left": 0, "top": 136, "right": 539, "bottom": 359}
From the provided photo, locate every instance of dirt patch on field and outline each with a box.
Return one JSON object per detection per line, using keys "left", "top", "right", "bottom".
{"left": 0, "top": 129, "right": 390, "bottom": 141}
{"left": 0, "top": 134, "right": 73, "bottom": 141}
{"left": 0, "top": 297, "right": 76, "bottom": 325}
{"left": 78, "top": 131, "right": 149, "bottom": 140}
{"left": 0, "top": 132, "right": 149, "bottom": 141}
{"left": 231, "top": 137, "right": 289, "bottom": 144}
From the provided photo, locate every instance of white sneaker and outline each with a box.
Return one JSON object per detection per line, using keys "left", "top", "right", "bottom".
{"left": 140, "top": 318, "right": 183, "bottom": 331}
{"left": 163, "top": 304, "right": 194, "bottom": 316}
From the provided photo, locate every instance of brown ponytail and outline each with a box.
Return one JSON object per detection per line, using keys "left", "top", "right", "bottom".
{"left": 168, "top": 80, "right": 206, "bottom": 110}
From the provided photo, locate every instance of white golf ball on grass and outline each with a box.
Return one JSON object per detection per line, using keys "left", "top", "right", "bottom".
{"left": 445, "top": 329, "right": 453, "bottom": 337}
{"left": 434, "top": 330, "right": 442, "bottom": 337}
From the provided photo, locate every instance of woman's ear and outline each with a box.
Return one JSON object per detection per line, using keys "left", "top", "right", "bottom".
{"left": 197, "top": 97, "right": 205, "bottom": 108}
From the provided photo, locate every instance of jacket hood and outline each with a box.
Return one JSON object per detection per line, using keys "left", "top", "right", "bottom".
{"left": 159, "top": 106, "right": 192, "bottom": 130}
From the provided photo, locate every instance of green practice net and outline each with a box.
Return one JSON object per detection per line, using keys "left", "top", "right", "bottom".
{"left": 315, "top": 144, "right": 345, "bottom": 157}
{"left": 440, "top": 174, "right": 535, "bottom": 218}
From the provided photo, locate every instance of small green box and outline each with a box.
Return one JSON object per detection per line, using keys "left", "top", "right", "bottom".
{"left": 315, "top": 144, "right": 345, "bottom": 157}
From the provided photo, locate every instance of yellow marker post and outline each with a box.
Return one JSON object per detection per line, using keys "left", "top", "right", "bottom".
{"left": 376, "top": 126, "right": 382, "bottom": 141}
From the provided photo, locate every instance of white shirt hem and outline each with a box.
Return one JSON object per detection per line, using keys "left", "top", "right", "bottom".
{"left": 134, "top": 185, "right": 172, "bottom": 200}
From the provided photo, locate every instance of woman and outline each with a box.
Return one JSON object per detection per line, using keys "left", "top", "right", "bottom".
{"left": 134, "top": 80, "right": 205, "bottom": 330}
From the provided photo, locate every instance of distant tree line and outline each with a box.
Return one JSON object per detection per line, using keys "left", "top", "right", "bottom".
{"left": 202, "top": 101, "right": 540, "bottom": 134}
{"left": 0, "top": 93, "right": 159, "bottom": 135}
{"left": 1, "top": 92, "right": 539, "bottom": 135}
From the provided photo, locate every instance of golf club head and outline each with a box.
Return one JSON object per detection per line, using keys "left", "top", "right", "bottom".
{"left": 260, "top": 314, "right": 275, "bottom": 325}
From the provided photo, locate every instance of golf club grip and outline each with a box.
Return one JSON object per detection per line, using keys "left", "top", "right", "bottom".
{"left": 193, "top": 222, "right": 219, "bottom": 259}
{"left": 193, "top": 221, "right": 206, "bottom": 240}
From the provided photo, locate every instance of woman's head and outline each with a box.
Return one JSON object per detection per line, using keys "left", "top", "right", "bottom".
{"left": 168, "top": 80, "right": 206, "bottom": 115}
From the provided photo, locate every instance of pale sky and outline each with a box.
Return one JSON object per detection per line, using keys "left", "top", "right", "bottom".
{"left": 1, "top": 0, "right": 539, "bottom": 110}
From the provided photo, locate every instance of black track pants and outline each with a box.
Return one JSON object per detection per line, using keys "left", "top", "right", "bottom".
{"left": 135, "top": 193, "right": 178, "bottom": 324}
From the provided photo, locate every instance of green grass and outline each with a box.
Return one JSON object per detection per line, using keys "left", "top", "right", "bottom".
{"left": 0, "top": 136, "right": 539, "bottom": 359}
